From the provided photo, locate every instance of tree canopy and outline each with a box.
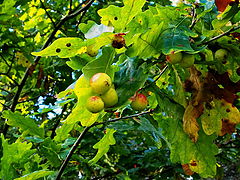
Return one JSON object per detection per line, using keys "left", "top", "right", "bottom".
{"left": 0, "top": 0, "right": 240, "bottom": 179}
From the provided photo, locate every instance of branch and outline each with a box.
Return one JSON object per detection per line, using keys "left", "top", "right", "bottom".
{"left": 69, "top": 0, "right": 73, "bottom": 13}
{"left": 2, "top": 0, "right": 95, "bottom": 136}
{"left": 55, "top": 126, "right": 91, "bottom": 180}
{"left": 201, "top": 24, "right": 240, "bottom": 45}
{"left": 55, "top": 109, "right": 154, "bottom": 179}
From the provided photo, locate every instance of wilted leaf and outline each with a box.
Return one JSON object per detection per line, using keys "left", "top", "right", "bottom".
{"left": 215, "top": 0, "right": 234, "bottom": 12}
{"left": 212, "top": 3, "right": 239, "bottom": 29}
{"left": 183, "top": 103, "right": 201, "bottom": 142}
{"left": 2, "top": 110, "right": 44, "bottom": 138}
{"left": 200, "top": 99, "right": 240, "bottom": 136}
{"left": 151, "top": 86, "right": 218, "bottom": 177}
{"left": 182, "top": 164, "right": 194, "bottom": 176}
{"left": 89, "top": 128, "right": 116, "bottom": 164}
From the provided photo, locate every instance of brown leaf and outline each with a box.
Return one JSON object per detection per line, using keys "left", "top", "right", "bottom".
{"left": 182, "top": 164, "right": 194, "bottom": 176}
{"left": 219, "top": 118, "right": 236, "bottom": 136}
{"left": 215, "top": 0, "right": 236, "bottom": 12}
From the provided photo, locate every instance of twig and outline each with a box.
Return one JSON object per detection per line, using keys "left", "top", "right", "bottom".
{"left": 76, "top": 10, "right": 87, "bottom": 29}
{"left": 0, "top": 54, "right": 10, "bottom": 67}
{"left": 142, "top": 65, "right": 168, "bottom": 90}
{"left": 2, "top": 0, "right": 95, "bottom": 136}
{"left": 189, "top": 6, "right": 198, "bottom": 30}
{"left": 201, "top": 24, "right": 240, "bottom": 45}
{"left": 55, "top": 109, "right": 154, "bottom": 179}
{"left": 40, "top": 0, "right": 56, "bottom": 28}
{"left": 95, "top": 109, "right": 154, "bottom": 126}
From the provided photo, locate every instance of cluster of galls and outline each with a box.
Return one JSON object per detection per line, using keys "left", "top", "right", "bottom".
{"left": 86, "top": 73, "right": 118, "bottom": 113}
{"left": 166, "top": 52, "right": 195, "bottom": 68}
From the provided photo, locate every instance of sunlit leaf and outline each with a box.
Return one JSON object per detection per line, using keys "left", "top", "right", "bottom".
{"left": 98, "top": 0, "right": 146, "bottom": 31}
{"left": 14, "top": 170, "right": 54, "bottom": 180}
{"left": 31, "top": 38, "right": 86, "bottom": 58}
{"left": 0, "top": 135, "right": 36, "bottom": 180}
{"left": 89, "top": 128, "right": 116, "bottom": 164}
{"left": 126, "top": 23, "right": 164, "bottom": 59}
{"left": 54, "top": 76, "right": 100, "bottom": 142}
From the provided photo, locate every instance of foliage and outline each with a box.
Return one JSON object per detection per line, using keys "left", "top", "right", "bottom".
{"left": 0, "top": 0, "right": 240, "bottom": 179}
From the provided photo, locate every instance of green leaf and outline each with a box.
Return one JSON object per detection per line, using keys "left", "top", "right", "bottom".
{"left": 39, "top": 138, "right": 61, "bottom": 167}
{"left": 126, "top": 23, "right": 165, "bottom": 59}
{"left": 0, "top": 135, "right": 36, "bottom": 180}
{"left": 0, "top": 0, "right": 17, "bottom": 19}
{"left": 212, "top": 4, "right": 240, "bottom": 30}
{"left": 14, "top": 170, "right": 54, "bottom": 180}
{"left": 172, "top": 67, "right": 187, "bottom": 108}
{"left": 159, "top": 27, "right": 195, "bottom": 54}
{"left": 31, "top": 38, "right": 85, "bottom": 58}
{"left": 98, "top": 0, "right": 146, "bottom": 31}
{"left": 79, "top": 20, "right": 97, "bottom": 35}
{"left": 215, "top": 36, "right": 240, "bottom": 82}
{"left": 138, "top": 117, "right": 163, "bottom": 148}
{"left": 89, "top": 128, "right": 116, "bottom": 164}
{"left": 114, "top": 58, "right": 148, "bottom": 106}
{"left": 2, "top": 110, "right": 44, "bottom": 138}
{"left": 82, "top": 46, "right": 116, "bottom": 80}
{"left": 151, "top": 87, "right": 218, "bottom": 178}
